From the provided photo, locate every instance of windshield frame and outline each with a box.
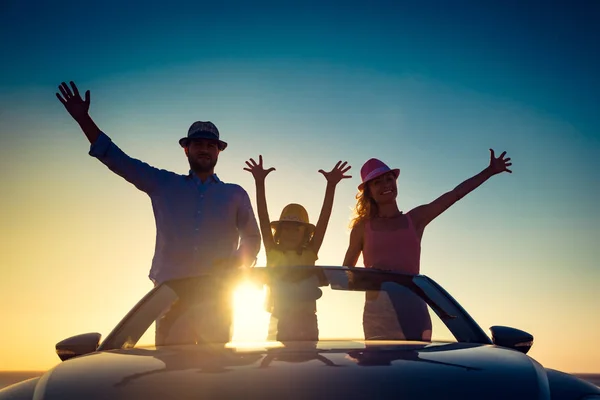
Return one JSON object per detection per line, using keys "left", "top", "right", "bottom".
{"left": 98, "top": 266, "right": 492, "bottom": 351}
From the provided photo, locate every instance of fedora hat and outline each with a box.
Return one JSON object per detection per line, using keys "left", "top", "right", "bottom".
{"left": 358, "top": 158, "right": 400, "bottom": 191}
{"left": 179, "top": 121, "right": 227, "bottom": 150}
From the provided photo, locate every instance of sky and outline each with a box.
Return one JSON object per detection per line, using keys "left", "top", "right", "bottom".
{"left": 1, "top": 0, "right": 599, "bottom": 373}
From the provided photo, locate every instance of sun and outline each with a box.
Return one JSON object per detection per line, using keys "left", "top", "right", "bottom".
{"left": 230, "top": 281, "right": 271, "bottom": 343}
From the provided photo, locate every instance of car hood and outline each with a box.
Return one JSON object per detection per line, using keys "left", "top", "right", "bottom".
{"left": 10, "top": 341, "right": 599, "bottom": 399}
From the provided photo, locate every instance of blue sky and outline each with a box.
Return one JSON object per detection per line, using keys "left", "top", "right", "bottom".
{"left": 2, "top": 1, "right": 599, "bottom": 131}
{"left": 3, "top": 0, "right": 597, "bottom": 224}
{"left": 1, "top": 0, "right": 599, "bottom": 371}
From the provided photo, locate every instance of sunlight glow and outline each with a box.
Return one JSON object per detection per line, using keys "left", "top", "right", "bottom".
{"left": 230, "top": 282, "right": 270, "bottom": 343}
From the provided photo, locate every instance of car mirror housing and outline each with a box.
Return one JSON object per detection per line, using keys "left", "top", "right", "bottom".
{"left": 56, "top": 332, "right": 102, "bottom": 361}
{"left": 489, "top": 325, "right": 533, "bottom": 354}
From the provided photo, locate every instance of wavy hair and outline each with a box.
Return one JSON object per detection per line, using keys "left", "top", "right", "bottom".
{"left": 350, "top": 185, "right": 379, "bottom": 228}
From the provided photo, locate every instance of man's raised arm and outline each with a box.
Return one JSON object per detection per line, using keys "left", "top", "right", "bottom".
{"left": 56, "top": 81, "right": 101, "bottom": 144}
{"left": 56, "top": 81, "right": 168, "bottom": 194}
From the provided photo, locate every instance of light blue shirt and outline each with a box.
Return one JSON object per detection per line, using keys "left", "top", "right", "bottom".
{"left": 89, "top": 132, "right": 261, "bottom": 284}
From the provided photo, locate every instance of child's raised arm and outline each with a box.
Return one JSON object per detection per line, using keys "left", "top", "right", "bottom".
{"left": 244, "top": 155, "right": 277, "bottom": 252}
{"left": 310, "top": 161, "right": 352, "bottom": 253}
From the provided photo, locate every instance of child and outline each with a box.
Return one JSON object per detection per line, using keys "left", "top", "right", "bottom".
{"left": 244, "top": 156, "right": 351, "bottom": 343}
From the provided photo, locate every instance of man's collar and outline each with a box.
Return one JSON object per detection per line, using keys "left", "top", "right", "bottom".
{"left": 188, "top": 171, "right": 221, "bottom": 184}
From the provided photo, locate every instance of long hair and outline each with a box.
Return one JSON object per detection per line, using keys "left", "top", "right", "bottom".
{"left": 350, "top": 185, "right": 379, "bottom": 228}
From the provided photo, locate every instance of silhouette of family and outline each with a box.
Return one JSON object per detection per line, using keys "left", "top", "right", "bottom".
{"left": 56, "top": 81, "right": 513, "bottom": 345}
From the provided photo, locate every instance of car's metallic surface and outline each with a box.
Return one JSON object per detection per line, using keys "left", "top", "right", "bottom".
{"left": 2, "top": 267, "right": 598, "bottom": 400}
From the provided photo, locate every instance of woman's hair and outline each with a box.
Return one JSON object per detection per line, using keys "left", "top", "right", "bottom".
{"left": 272, "top": 225, "right": 314, "bottom": 254}
{"left": 350, "top": 185, "right": 379, "bottom": 228}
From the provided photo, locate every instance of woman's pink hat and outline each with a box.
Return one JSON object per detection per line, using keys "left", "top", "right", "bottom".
{"left": 358, "top": 158, "right": 400, "bottom": 190}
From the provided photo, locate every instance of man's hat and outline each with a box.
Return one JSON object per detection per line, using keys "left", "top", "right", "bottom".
{"left": 179, "top": 121, "right": 227, "bottom": 150}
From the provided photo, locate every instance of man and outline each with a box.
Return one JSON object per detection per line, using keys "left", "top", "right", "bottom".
{"left": 56, "top": 81, "right": 261, "bottom": 344}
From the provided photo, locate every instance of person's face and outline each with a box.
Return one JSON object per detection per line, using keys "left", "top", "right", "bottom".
{"left": 278, "top": 222, "right": 307, "bottom": 249}
{"left": 367, "top": 172, "right": 398, "bottom": 204}
{"left": 184, "top": 139, "right": 220, "bottom": 173}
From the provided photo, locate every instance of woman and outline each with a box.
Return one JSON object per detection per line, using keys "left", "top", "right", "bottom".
{"left": 343, "top": 150, "right": 512, "bottom": 341}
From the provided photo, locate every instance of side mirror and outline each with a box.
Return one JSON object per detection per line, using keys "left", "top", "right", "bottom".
{"left": 56, "top": 332, "right": 102, "bottom": 361}
{"left": 489, "top": 326, "right": 533, "bottom": 354}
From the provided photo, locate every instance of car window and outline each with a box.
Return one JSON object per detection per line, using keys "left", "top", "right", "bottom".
{"left": 120, "top": 269, "right": 458, "bottom": 348}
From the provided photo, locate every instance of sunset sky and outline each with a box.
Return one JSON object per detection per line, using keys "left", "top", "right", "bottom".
{"left": 1, "top": 1, "right": 598, "bottom": 373}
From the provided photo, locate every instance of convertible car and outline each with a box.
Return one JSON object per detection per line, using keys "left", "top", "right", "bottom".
{"left": 1, "top": 267, "right": 598, "bottom": 399}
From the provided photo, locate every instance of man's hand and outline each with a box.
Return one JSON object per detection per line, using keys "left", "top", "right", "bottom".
{"left": 488, "top": 149, "right": 513, "bottom": 175}
{"left": 212, "top": 254, "right": 247, "bottom": 272}
{"left": 318, "top": 161, "right": 352, "bottom": 185}
{"left": 56, "top": 81, "right": 90, "bottom": 122}
{"left": 244, "top": 155, "right": 276, "bottom": 182}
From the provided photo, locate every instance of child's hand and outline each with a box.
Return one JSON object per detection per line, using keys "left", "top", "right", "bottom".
{"left": 244, "top": 155, "right": 275, "bottom": 182}
{"left": 319, "top": 161, "right": 352, "bottom": 185}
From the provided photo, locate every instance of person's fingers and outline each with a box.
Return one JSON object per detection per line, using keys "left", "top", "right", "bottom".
{"left": 59, "top": 84, "right": 69, "bottom": 99}
{"left": 62, "top": 82, "right": 74, "bottom": 98}
{"left": 55, "top": 93, "right": 66, "bottom": 105}
{"left": 70, "top": 81, "right": 80, "bottom": 98}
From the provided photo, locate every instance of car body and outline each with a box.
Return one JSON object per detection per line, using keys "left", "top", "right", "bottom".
{"left": 2, "top": 267, "right": 598, "bottom": 400}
